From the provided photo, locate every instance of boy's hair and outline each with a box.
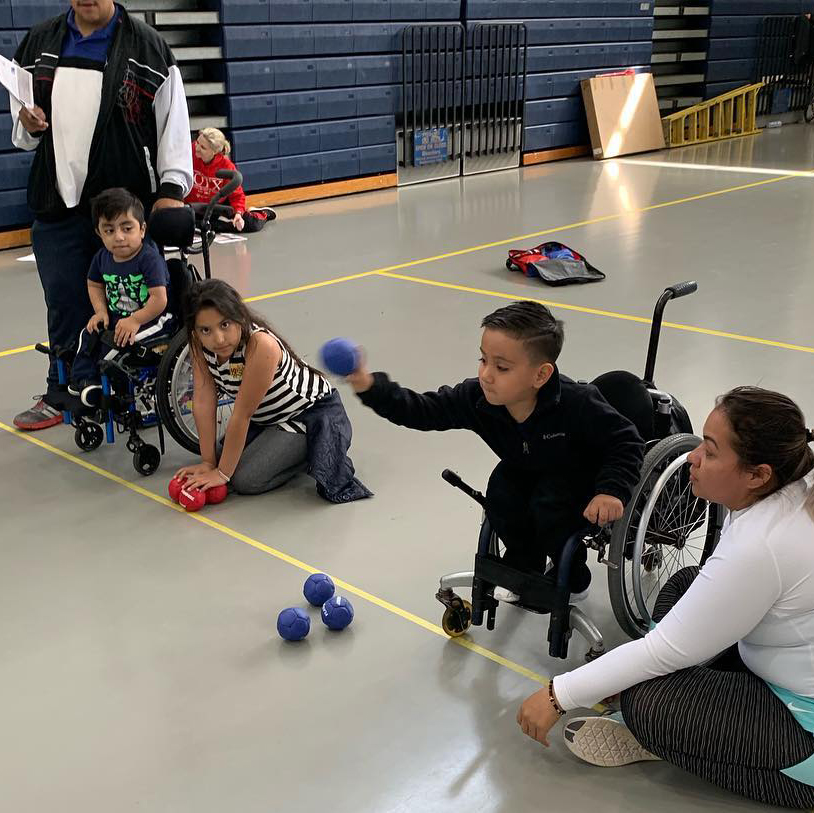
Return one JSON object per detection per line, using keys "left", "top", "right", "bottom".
{"left": 481, "top": 300, "right": 564, "bottom": 364}
{"left": 90, "top": 188, "right": 145, "bottom": 228}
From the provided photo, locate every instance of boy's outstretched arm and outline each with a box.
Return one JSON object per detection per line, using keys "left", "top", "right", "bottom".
{"left": 345, "top": 354, "right": 477, "bottom": 433}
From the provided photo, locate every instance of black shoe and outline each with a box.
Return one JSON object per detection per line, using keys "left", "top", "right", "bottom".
{"left": 250, "top": 206, "right": 276, "bottom": 221}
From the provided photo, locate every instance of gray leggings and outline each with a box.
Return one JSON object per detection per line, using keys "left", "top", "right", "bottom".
{"left": 221, "top": 423, "right": 308, "bottom": 496}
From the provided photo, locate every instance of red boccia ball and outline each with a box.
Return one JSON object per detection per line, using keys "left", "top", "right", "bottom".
{"left": 168, "top": 476, "right": 185, "bottom": 503}
{"left": 206, "top": 484, "right": 228, "bottom": 505}
{"left": 179, "top": 486, "right": 206, "bottom": 513}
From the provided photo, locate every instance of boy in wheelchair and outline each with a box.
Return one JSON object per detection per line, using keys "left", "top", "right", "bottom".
{"left": 345, "top": 300, "right": 645, "bottom": 599}
{"left": 67, "top": 188, "right": 174, "bottom": 407}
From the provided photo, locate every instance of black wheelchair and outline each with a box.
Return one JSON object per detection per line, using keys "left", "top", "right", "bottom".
{"left": 37, "top": 170, "right": 243, "bottom": 475}
{"left": 436, "top": 281, "right": 726, "bottom": 661}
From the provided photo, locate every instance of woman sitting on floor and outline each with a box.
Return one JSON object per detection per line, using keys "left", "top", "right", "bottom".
{"left": 518, "top": 386, "right": 814, "bottom": 809}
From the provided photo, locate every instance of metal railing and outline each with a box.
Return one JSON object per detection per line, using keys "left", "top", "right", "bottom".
{"left": 401, "top": 23, "right": 465, "bottom": 168}
{"left": 753, "top": 15, "right": 814, "bottom": 116}
{"left": 400, "top": 22, "right": 527, "bottom": 168}
{"left": 467, "top": 23, "right": 527, "bottom": 158}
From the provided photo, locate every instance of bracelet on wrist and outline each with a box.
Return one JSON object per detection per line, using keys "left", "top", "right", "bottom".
{"left": 217, "top": 469, "right": 231, "bottom": 483}
{"left": 548, "top": 682, "right": 566, "bottom": 716}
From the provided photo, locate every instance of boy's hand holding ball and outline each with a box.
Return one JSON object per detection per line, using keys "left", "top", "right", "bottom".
{"left": 320, "top": 338, "right": 373, "bottom": 393}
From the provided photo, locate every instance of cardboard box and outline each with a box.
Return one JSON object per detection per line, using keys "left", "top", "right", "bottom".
{"left": 580, "top": 71, "right": 665, "bottom": 160}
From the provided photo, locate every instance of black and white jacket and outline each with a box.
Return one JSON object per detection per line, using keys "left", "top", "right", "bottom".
{"left": 11, "top": 4, "right": 192, "bottom": 220}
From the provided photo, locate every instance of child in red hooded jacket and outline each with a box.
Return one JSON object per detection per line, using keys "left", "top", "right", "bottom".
{"left": 186, "top": 128, "right": 276, "bottom": 233}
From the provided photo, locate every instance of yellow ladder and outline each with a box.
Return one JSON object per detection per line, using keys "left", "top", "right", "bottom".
{"left": 662, "top": 83, "right": 765, "bottom": 148}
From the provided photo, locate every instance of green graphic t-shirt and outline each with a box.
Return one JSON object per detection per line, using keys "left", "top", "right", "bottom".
{"left": 88, "top": 243, "right": 171, "bottom": 319}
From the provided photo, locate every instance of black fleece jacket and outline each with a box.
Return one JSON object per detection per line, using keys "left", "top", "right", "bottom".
{"left": 358, "top": 367, "right": 644, "bottom": 505}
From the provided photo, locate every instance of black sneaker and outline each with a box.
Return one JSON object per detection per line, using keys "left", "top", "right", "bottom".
{"left": 249, "top": 206, "right": 276, "bottom": 221}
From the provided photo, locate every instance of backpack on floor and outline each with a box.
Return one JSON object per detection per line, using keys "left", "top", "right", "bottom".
{"left": 506, "top": 241, "right": 605, "bottom": 286}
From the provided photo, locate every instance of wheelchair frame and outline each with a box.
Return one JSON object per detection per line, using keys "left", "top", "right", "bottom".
{"left": 37, "top": 170, "right": 243, "bottom": 476}
{"left": 435, "top": 280, "right": 725, "bottom": 661}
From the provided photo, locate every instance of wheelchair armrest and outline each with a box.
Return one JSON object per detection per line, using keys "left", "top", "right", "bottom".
{"left": 556, "top": 526, "right": 599, "bottom": 592}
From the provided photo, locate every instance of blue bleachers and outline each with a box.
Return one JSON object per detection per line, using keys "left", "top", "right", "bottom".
{"left": 10, "top": 0, "right": 64, "bottom": 29}
{"left": 704, "top": 2, "right": 814, "bottom": 100}
{"left": 524, "top": 17, "right": 653, "bottom": 45}
{"left": 231, "top": 114, "right": 394, "bottom": 161}
{"left": 0, "top": 188, "right": 31, "bottom": 226}
{"left": 707, "top": 38, "right": 758, "bottom": 61}
{"left": 706, "top": 59, "right": 757, "bottom": 83}
{"left": 468, "top": 0, "right": 652, "bottom": 18}
{"left": 526, "top": 66, "right": 646, "bottom": 100}
{"left": 526, "top": 41, "right": 651, "bottom": 72}
{"left": 523, "top": 120, "right": 587, "bottom": 151}
{"left": 240, "top": 142, "right": 396, "bottom": 190}
{"left": 0, "top": 150, "right": 32, "bottom": 190}
{"left": 524, "top": 96, "right": 583, "bottom": 126}
{"left": 0, "top": 28, "right": 23, "bottom": 59}
{"left": 708, "top": 16, "right": 764, "bottom": 38}
{"left": 225, "top": 54, "right": 403, "bottom": 94}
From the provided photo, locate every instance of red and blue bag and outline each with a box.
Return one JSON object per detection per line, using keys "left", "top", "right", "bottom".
{"left": 506, "top": 241, "right": 605, "bottom": 286}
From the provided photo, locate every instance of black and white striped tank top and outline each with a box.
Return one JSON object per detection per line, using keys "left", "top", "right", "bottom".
{"left": 202, "top": 326, "right": 332, "bottom": 433}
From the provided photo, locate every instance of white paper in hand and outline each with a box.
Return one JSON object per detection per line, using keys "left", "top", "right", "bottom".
{"left": 0, "top": 55, "right": 33, "bottom": 108}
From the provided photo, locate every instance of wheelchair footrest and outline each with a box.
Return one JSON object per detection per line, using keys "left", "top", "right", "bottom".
{"left": 473, "top": 554, "right": 570, "bottom": 612}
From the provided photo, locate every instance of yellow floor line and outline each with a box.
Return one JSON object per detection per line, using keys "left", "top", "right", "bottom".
{"left": 378, "top": 271, "right": 814, "bottom": 355}
{"left": 0, "top": 421, "right": 551, "bottom": 688}
{"left": 243, "top": 270, "right": 378, "bottom": 303}
{"left": 0, "top": 171, "right": 803, "bottom": 359}
{"left": 368, "top": 173, "right": 794, "bottom": 275}
{"left": 0, "top": 341, "right": 43, "bottom": 358}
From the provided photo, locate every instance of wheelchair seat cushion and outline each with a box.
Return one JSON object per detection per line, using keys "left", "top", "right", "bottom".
{"left": 148, "top": 205, "right": 196, "bottom": 251}
{"left": 591, "top": 370, "right": 655, "bottom": 442}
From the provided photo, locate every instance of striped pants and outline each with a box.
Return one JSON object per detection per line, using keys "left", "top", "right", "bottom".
{"left": 620, "top": 567, "right": 814, "bottom": 809}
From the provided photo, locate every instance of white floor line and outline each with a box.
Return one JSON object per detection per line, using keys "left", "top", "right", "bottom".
{"left": 614, "top": 158, "right": 814, "bottom": 177}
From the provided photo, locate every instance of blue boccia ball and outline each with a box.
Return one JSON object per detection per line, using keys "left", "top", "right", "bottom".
{"left": 277, "top": 607, "right": 311, "bottom": 641}
{"left": 320, "top": 338, "right": 359, "bottom": 376}
{"left": 303, "top": 573, "right": 336, "bottom": 607}
{"left": 321, "top": 596, "right": 354, "bottom": 631}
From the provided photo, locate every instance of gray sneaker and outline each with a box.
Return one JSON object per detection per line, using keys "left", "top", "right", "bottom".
{"left": 13, "top": 396, "right": 63, "bottom": 431}
{"left": 563, "top": 716, "right": 661, "bottom": 767}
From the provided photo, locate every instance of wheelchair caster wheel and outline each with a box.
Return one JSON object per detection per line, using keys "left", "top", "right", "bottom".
{"left": 75, "top": 422, "right": 103, "bottom": 452}
{"left": 133, "top": 444, "right": 160, "bottom": 476}
{"left": 441, "top": 599, "right": 472, "bottom": 638}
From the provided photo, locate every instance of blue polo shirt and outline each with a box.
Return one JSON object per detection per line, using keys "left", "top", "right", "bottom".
{"left": 61, "top": 5, "right": 120, "bottom": 62}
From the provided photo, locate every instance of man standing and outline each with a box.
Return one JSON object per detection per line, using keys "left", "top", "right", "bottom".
{"left": 11, "top": 0, "right": 192, "bottom": 429}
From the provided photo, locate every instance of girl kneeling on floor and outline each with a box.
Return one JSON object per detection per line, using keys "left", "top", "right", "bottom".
{"left": 174, "top": 279, "right": 371, "bottom": 502}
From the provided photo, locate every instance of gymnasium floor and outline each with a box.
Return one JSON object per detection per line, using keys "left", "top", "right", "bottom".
{"left": 2, "top": 124, "right": 814, "bottom": 812}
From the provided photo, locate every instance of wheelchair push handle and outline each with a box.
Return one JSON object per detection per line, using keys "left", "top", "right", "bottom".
{"left": 666, "top": 280, "right": 698, "bottom": 300}
{"left": 214, "top": 168, "right": 242, "bottom": 201}
{"left": 643, "top": 280, "right": 698, "bottom": 387}
{"left": 441, "top": 469, "right": 486, "bottom": 507}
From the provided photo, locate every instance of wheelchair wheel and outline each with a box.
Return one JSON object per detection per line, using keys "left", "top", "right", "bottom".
{"left": 155, "top": 330, "right": 234, "bottom": 454}
{"left": 133, "top": 444, "right": 161, "bottom": 476}
{"left": 607, "top": 433, "right": 725, "bottom": 639}
{"left": 75, "top": 422, "right": 103, "bottom": 452}
{"left": 441, "top": 599, "right": 473, "bottom": 638}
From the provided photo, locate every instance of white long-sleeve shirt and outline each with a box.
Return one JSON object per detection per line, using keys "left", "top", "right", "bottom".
{"left": 554, "top": 471, "right": 814, "bottom": 711}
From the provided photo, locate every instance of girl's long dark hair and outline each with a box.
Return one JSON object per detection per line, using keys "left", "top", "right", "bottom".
{"left": 183, "top": 279, "right": 318, "bottom": 372}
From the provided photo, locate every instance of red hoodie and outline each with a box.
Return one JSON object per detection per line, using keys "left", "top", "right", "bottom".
{"left": 186, "top": 142, "right": 247, "bottom": 214}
